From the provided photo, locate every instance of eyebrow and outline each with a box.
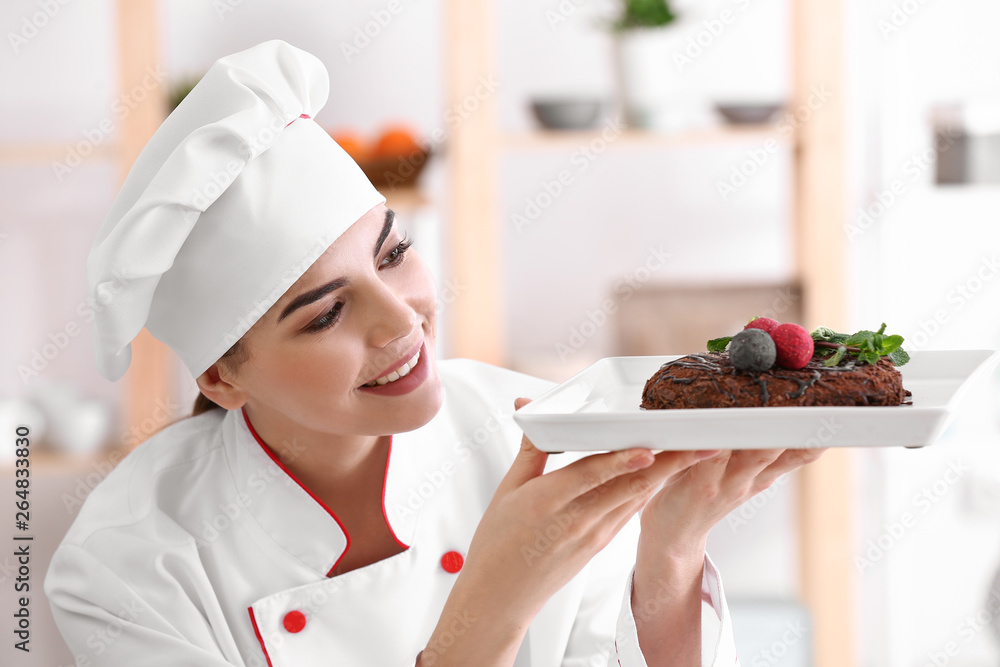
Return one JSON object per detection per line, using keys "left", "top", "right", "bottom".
{"left": 277, "top": 208, "right": 396, "bottom": 324}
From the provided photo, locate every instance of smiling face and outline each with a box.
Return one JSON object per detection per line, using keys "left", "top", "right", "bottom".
{"left": 198, "top": 202, "right": 443, "bottom": 439}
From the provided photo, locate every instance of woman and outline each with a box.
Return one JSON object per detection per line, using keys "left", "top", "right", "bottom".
{"left": 45, "top": 40, "right": 824, "bottom": 666}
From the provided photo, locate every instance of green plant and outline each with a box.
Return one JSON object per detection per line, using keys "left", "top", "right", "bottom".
{"left": 611, "top": 0, "right": 679, "bottom": 31}
{"left": 166, "top": 75, "right": 203, "bottom": 113}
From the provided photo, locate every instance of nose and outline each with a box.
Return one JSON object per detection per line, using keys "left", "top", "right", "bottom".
{"left": 362, "top": 277, "right": 417, "bottom": 349}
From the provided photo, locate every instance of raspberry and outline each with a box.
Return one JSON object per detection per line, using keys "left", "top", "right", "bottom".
{"left": 744, "top": 317, "right": 779, "bottom": 334}
{"left": 770, "top": 323, "right": 815, "bottom": 370}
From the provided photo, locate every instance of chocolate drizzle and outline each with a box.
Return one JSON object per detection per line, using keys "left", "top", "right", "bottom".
{"left": 646, "top": 353, "right": 736, "bottom": 404}
{"left": 777, "top": 369, "right": 822, "bottom": 399}
{"left": 756, "top": 375, "right": 770, "bottom": 405}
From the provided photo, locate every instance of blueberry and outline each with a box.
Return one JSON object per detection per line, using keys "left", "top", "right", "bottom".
{"left": 729, "top": 328, "right": 776, "bottom": 372}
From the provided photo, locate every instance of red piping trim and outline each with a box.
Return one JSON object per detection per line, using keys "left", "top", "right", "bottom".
{"left": 241, "top": 406, "right": 351, "bottom": 576}
{"left": 285, "top": 112, "right": 311, "bottom": 127}
{"left": 381, "top": 435, "right": 410, "bottom": 550}
{"left": 248, "top": 607, "right": 274, "bottom": 667}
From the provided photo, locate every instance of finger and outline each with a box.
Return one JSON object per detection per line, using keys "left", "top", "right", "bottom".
{"left": 649, "top": 449, "right": 722, "bottom": 487}
{"left": 752, "top": 448, "right": 828, "bottom": 492}
{"left": 545, "top": 447, "right": 656, "bottom": 504}
{"left": 556, "top": 491, "right": 647, "bottom": 565}
{"left": 678, "top": 449, "right": 734, "bottom": 483}
{"left": 721, "top": 449, "right": 786, "bottom": 490}
{"left": 496, "top": 398, "right": 550, "bottom": 495}
{"left": 654, "top": 449, "right": 735, "bottom": 503}
{"left": 599, "top": 491, "right": 648, "bottom": 541}
{"left": 576, "top": 475, "right": 657, "bottom": 551}
{"left": 571, "top": 449, "right": 720, "bottom": 511}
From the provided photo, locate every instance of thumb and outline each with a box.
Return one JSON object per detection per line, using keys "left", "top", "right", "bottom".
{"left": 497, "top": 397, "right": 549, "bottom": 494}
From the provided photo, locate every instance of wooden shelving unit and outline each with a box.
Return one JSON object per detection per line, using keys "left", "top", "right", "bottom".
{"left": 383, "top": 186, "right": 431, "bottom": 212}
{"left": 444, "top": 3, "right": 853, "bottom": 667}
{"left": 0, "top": 142, "right": 118, "bottom": 164}
{"left": 0, "top": 450, "right": 120, "bottom": 474}
{"left": 501, "top": 124, "right": 793, "bottom": 151}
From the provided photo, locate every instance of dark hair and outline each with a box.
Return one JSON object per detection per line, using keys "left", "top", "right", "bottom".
{"left": 191, "top": 338, "right": 251, "bottom": 416}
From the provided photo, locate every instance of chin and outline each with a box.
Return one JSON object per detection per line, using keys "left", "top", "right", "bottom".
{"left": 400, "top": 370, "right": 444, "bottom": 433}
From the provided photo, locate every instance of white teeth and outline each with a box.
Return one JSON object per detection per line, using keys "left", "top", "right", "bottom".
{"left": 365, "top": 350, "right": 420, "bottom": 387}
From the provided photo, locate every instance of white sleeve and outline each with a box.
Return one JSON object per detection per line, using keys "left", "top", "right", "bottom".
{"left": 611, "top": 553, "right": 740, "bottom": 666}
{"left": 44, "top": 543, "right": 243, "bottom": 666}
{"left": 559, "top": 513, "right": 740, "bottom": 667}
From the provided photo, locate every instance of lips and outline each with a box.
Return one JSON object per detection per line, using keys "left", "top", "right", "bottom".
{"left": 360, "top": 338, "right": 424, "bottom": 388}
{"left": 357, "top": 340, "right": 430, "bottom": 397}
{"left": 363, "top": 347, "right": 420, "bottom": 387}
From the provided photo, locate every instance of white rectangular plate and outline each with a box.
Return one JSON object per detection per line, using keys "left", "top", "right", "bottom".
{"left": 512, "top": 350, "right": 1000, "bottom": 451}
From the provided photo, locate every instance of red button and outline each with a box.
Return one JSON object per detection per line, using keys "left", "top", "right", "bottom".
{"left": 283, "top": 610, "right": 306, "bottom": 633}
{"left": 441, "top": 550, "right": 464, "bottom": 573}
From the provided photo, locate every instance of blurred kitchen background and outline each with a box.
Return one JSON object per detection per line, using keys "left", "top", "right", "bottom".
{"left": 2, "top": 0, "right": 1000, "bottom": 665}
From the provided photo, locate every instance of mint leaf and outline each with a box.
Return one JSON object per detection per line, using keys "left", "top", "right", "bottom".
{"left": 707, "top": 336, "right": 732, "bottom": 352}
{"left": 811, "top": 326, "right": 836, "bottom": 340}
{"left": 859, "top": 349, "right": 881, "bottom": 365}
{"left": 889, "top": 348, "right": 910, "bottom": 366}
{"left": 824, "top": 345, "right": 847, "bottom": 367}
{"left": 844, "top": 330, "right": 876, "bottom": 346}
{"left": 811, "top": 327, "right": 850, "bottom": 344}
{"left": 811, "top": 322, "right": 908, "bottom": 366}
{"left": 879, "top": 335, "right": 903, "bottom": 355}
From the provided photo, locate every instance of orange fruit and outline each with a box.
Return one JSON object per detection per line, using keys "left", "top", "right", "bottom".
{"left": 329, "top": 130, "right": 370, "bottom": 162}
{"left": 372, "top": 125, "right": 423, "bottom": 160}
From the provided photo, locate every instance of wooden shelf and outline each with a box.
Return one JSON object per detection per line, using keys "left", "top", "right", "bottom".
{"left": 382, "top": 186, "right": 431, "bottom": 211}
{"left": 0, "top": 142, "right": 117, "bottom": 164}
{"left": 501, "top": 124, "right": 793, "bottom": 151}
{"left": 0, "top": 448, "right": 125, "bottom": 475}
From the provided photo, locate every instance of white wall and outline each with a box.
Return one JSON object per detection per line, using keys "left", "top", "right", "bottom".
{"left": 498, "top": 0, "right": 794, "bottom": 376}
{"left": 847, "top": 1, "right": 1000, "bottom": 665}
{"left": 1, "top": 0, "right": 119, "bottom": 413}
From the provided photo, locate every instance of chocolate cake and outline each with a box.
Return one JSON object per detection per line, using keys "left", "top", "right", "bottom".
{"left": 640, "top": 351, "right": 910, "bottom": 409}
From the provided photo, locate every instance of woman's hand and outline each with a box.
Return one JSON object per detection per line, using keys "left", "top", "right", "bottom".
{"left": 630, "top": 448, "right": 828, "bottom": 665}
{"left": 419, "top": 397, "right": 718, "bottom": 667}
{"left": 639, "top": 448, "right": 828, "bottom": 557}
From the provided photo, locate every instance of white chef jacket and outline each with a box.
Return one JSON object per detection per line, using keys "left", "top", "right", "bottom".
{"left": 44, "top": 358, "right": 739, "bottom": 666}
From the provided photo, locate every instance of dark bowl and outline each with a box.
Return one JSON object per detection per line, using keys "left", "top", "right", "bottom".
{"left": 715, "top": 103, "right": 784, "bottom": 125}
{"left": 358, "top": 147, "right": 432, "bottom": 189}
{"left": 531, "top": 97, "right": 608, "bottom": 130}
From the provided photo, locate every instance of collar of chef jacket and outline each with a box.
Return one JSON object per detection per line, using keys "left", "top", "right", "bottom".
{"left": 226, "top": 400, "right": 418, "bottom": 578}
{"left": 222, "top": 359, "right": 564, "bottom": 666}
{"left": 222, "top": 359, "right": 525, "bottom": 579}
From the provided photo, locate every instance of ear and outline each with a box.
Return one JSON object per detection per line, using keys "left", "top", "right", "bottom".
{"left": 196, "top": 362, "right": 249, "bottom": 411}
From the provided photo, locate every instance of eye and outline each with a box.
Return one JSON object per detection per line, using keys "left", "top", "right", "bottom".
{"left": 380, "top": 235, "right": 413, "bottom": 269}
{"left": 305, "top": 236, "right": 413, "bottom": 334}
{"left": 307, "top": 301, "right": 343, "bottom": 333}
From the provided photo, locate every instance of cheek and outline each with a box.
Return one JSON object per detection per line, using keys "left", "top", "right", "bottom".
{"left": 252, "top": 336, "right": 360, "bottom": 395}
{"left": 400, "top": 252, "right": 439, "bottom": 314}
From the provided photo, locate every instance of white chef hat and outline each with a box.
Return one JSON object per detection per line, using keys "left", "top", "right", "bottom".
{"left": 87, "top": 40, "right": 385, "bottom": 382}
